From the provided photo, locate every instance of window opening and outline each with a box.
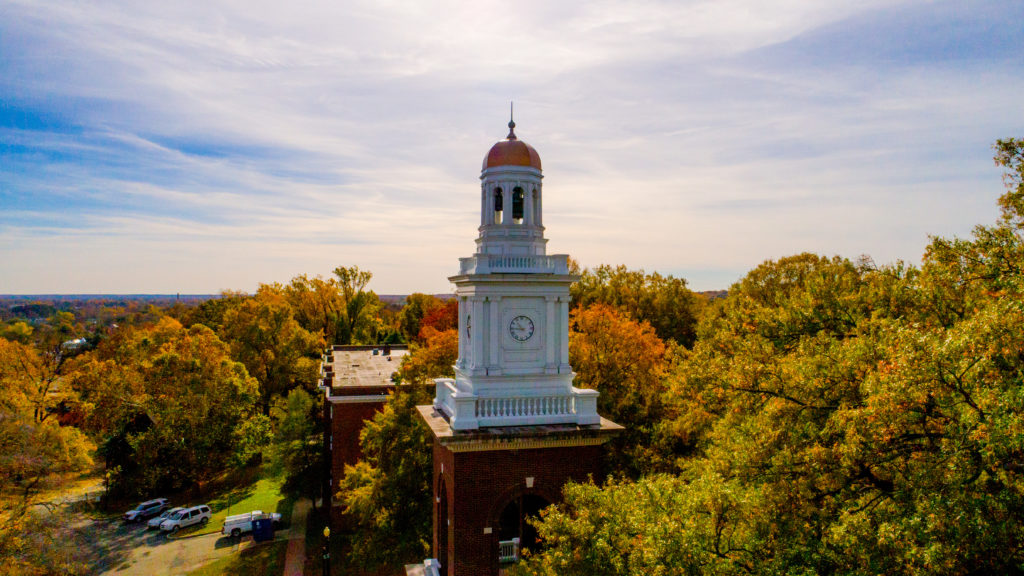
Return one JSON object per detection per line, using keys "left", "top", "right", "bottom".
{"left": 494, "top": 188, "right": 503, "bottom": 225}
{"left": 512, "top": 187, "right": 524, "bottom": 224}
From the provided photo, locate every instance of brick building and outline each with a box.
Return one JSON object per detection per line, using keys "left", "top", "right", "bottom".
{"left": 320, "top": 343, "right": 407, "bottom": 525}
{"left": 411, "top": 117, "right": 621, "bottom": 576}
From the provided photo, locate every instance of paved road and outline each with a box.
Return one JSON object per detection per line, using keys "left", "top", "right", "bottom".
{"left": 76, "top": 517, "right": 261, "bottom": 575}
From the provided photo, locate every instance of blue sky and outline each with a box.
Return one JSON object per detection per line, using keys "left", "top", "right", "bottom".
{"left": 2, "top": 0, "right": 1022, "bottom": 294}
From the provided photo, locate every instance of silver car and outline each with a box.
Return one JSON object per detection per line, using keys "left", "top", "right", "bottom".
{"left": 123, "top": 498, "right": 168, "bottom": 522}
{"left": 148, "top": 507, "right": 183, "bottom": 529}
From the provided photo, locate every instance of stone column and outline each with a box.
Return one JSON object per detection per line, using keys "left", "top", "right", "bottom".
{"left": 481, "top": 186, "right": 487, "bottom": 226}
{"left": 472, "top": 297, "right": 484, "bottom": 371}
{"left": 535, "top": 187, "right": 543, "bottom": 227}
{"left": 489, "top": 296, "right": 502, "bottom": 372}
{"left": 559, "top": 298, "right": 570, "bottom": 367}
{"left": 546, "top": 296, "right": 557, "bottom": 371}
{"left": 458, "top": 297, "right": 466, "bottom": 368}
{"left": 524, "top": 185, "right": 534, "bottom": 226}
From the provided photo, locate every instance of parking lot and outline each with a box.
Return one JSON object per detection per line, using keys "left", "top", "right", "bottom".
{"left": 74, "top": 514, "right": 271, "bottom": 575}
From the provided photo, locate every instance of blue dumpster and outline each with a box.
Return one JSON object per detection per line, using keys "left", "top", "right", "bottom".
{"left": 252, "top": 516, "right": 274, "bottom": 542}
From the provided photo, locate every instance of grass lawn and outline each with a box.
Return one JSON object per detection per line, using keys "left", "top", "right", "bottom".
{"left": 170, "top": 467, "right": 294, "bottom": 538}
{"left": 184, "top": 539, "right": 288, "bottom": 576}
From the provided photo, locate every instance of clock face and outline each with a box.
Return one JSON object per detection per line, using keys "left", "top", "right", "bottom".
{"left": 508, "top": 315, "right": 535, "bottom": 342}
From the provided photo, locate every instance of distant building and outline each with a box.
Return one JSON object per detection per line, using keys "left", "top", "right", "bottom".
{"left": 320, "top": 343, "right": 407, "bottom": 525}
{"left": 411, "top": 118, "right": 622, "bottom": 575}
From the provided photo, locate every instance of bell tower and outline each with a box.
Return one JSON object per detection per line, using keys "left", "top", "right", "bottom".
{"left": 433, "top": 111, "right": 600, "bottom": 431}
{"left": 416, "top": 114, "right": 621, "bottom": 576}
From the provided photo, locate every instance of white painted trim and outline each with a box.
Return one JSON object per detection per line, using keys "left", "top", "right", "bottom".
{"left": 327, "top": 394, "right": 390, "bottom": 404}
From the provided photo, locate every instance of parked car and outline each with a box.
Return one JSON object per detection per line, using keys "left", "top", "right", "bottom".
{"left": 124, "top": 498, "right": 168, "bottom": 522}
{"left": 159, "top": 504, "right": 212, "bottom": 533}
{"left": 147, "top": 507, "right": 184, "bottom": 529}
{"left": 222, "top": 510, "right": 283, "bottom": 538}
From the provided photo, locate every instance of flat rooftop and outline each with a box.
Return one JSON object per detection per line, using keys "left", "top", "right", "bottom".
{"left": 322, "top": 345, "right": 408, "bottom": 389}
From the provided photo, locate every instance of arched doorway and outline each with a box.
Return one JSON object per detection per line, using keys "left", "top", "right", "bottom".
{"left": 497, "top": 493, "right": 550, "bottom": 563}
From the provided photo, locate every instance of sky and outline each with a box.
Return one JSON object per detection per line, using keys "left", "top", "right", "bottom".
{"left": 2, "top": 0, "right": 1023, "bottom": 295}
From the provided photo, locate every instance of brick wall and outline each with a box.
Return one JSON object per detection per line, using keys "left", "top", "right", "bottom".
{"left": 326, "top": 398, "right": 389, "bottom": 527}
{"left": 433, "top": 440, "right": 605, "bottom": 576}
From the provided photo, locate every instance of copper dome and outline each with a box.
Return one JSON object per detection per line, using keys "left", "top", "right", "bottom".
{"left": 482, "top": 120, "right": 541, "bottom": 171}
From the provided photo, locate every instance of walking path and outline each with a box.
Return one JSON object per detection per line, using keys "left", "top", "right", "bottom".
{"left": 283, "top": 498, "right": 312, "bottom": 576}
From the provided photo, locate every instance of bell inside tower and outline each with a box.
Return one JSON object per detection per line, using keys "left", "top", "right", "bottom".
{"left": 494, "top": 187, "right": 503, "bottom": 225}
{"left": 512, "top": 187, "right": 524, "bottom": 223}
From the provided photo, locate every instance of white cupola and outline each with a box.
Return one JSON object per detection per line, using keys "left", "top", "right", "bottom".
{"left": 476, "top": 117, "right": 546, "bottom": 257}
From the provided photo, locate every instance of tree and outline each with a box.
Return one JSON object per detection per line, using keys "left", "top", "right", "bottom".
{"left": 219, "top": 287, "right": 324, "bottom": 414}
{"left": 0, "top": 336, "right": 94, "bottom": 576}
{"left": 269, "top": 388, "right": 324, "bottom": 504}
{"left": 570, "top": 264, "right": 703, "bottom": 347}
{"left": 569, "top": 305, "right": 671, "bottom": 477}
{"left": 417, "top": 299, "right": 458, "bottom": 339}
{"left": 333, "top": 265, "right": 384, "bottom": 345}
{"left": 398, "top": 328, "right": 458, "bottom": 384}
{"left": 510, "top": 474, "right": 763, "bottom": 576}
{"left": 336, "top": 383, "right": 434, "bottom": 569}
{"left": 521, "top": 140, "right": 1024, "bottom": 574}
{"left": 181, "top": 291, "right": 247, "bottom": 332}
{"left": 397, "top": 293, "right": 444, "bottom": 343}
{"left": 283, "top": 274, "right": 344, "bottom": 344}
{"left": 336, "top": 320, "right": 461, "bottom": 570}
{"left": 279, "top": 266, "right": 385, "bottom": 345}
{"left": 72, "top": 318, "right": 265, "bottom": 496}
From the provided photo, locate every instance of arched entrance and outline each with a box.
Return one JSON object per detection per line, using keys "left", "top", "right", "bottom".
{"left": 497, "top": 493, "right": 550, "bottom": 564}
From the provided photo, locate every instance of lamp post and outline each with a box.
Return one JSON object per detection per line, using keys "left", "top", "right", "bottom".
{"left": 322, "top": 526, "right": 331, "bottom": 576}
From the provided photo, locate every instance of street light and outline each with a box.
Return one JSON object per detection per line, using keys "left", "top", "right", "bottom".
{"left": 322, "top": 526, "right": 331, "bottom": 576}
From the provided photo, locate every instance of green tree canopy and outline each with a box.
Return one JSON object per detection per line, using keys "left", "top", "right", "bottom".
{"left": 517, "top": 141, "right": 1024, "bottom": 575}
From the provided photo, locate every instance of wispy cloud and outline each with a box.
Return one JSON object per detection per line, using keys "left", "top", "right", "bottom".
{"left": 1, "top": 0, "right": 1021, "bottom": 293}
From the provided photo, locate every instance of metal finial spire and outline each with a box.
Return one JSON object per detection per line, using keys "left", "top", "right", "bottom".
{"left": 506, "top": 102, "right": 517, "bottom": 140}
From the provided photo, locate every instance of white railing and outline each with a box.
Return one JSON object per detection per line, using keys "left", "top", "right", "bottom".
{"left": 434, "top": 378, "right": 458, "bottom": 413}
{"left": 434, "top": 380, "right": 600, "bottom": 430}
{"left": 459, "top": 254, "right": 568, "bottom": 275}
{"left": 498, "top": 538, "right": 520, "bottom": 563}
{"left": 476, "top": 395, "right": 572, "bottom": 419}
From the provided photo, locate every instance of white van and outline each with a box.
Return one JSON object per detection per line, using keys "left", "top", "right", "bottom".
{"left": 160, "top": 504, "right": 212, "bottom": 533}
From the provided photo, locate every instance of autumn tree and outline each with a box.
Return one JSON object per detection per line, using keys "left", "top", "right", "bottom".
{"left": 72, "top": 318, "right": 266, "bottom": 496}
{"left": 278, "top": 266, "right": 385, "bottom": 345}
{"left": 519, "top": 141, "right": 1024, "bottom": 575}
{"left": 181, "top": 290, "right": 247, "bottom": 332}
{"left": 0, "top": 336, "right": 94, "bottom": 517}
{"left": 570, "top": 264, "right": 703, "bottom": 347}
{"left": 417, "top": 298, "right": 458, "bottom": 339}
{"left": 219, "top": 286, "right": 324, "bottom": 414}
{"left": 398, "top": 327, "right": 458, "bottom": 384}
{"left": 337, "top": 323, "right": 459, "bottom": 570}
{"left": 397, "top": 293, "right": 444, "bottom": 343}
{"left": 569, "top": 304, "right": 671, "bottom": 476}
{"left": 333, "top": 265, "right": 385, "bottom": 345}
{"left": 336, "top": 383, "right": 434, "bottom": 569}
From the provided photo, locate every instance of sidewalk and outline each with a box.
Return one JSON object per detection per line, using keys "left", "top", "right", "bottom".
{"left": 283, "top": 499, "right": 312, "bottom": 576}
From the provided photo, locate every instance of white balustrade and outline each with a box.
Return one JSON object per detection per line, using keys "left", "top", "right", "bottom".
{"left": 459, "top": 254, "right": 569, "bottom": 275}
{"left": 498, "top": 538, "right": 520, "bottom": 563}
{"left": 434, "top": 379, "right": 600, "bottom": 429}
